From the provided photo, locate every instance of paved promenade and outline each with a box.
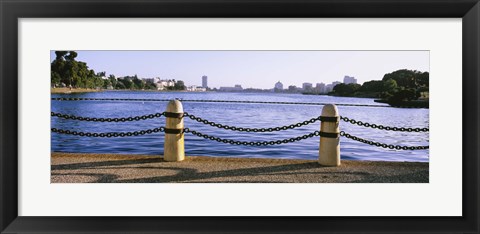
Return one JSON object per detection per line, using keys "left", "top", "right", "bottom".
{"left": 51, "top": 152, "right": 429, "bottom": 183}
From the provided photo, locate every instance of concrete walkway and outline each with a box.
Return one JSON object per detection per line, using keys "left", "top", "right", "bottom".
{"left": 51, "top": 152, "right": 429, "bottom": 183}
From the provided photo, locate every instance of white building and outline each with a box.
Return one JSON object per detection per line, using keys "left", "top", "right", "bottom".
{"left": 155, "top": 83, "right": 165, "bottom": 90}
{"left": 219, "top": 84, "right": 243, "bottom": 92}
{"left": 274, "top": 81, "right": 283, "bottom": 90}
{"left": 343, "top": 76, "right": 357, "bottom": 84}
{"left": 187, "top": 85, "right": 206, "bottom": 92}
{"left": 155, "top": 79, "right": 175, "bottom": 90}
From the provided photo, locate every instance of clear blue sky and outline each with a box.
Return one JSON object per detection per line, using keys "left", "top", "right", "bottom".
{"left": 50, "top": 50, "right": 429, "bottom": 89}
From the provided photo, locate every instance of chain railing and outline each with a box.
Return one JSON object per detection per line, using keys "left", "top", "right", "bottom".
{"left": 50, "top": 106, "right": 429, "bottom": 152}
{"left": 51, "top": 110, "right": 430, "bottom": 133}
{"left": 340, "top": 116, "right": 429, "bottom": 132}
{"left": 51, "top": 127, "right": 165, "bottom": 137}
{"left": 51, "top": 111, "right": 165, "bottom": 122}
{"left": 183, "top": 128, "right": 320, "bottom": 146}
{"left": 340, "top": 131, "right": 428, "bottom": 150}
{"left": 183, "top": 112, "right": 321, "bottom": 132}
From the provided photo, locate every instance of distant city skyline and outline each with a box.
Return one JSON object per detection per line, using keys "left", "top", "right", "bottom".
{"left": 49, "top": 50, "right": 429, "bottom": 89}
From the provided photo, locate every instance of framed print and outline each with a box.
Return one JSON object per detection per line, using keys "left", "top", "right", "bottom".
{"left": 1, "top": 0, "right": 479, "bottom": 233}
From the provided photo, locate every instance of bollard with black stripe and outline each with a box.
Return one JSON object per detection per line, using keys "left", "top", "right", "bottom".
{"left": 164, "top": 100, "right": 185, "bottom": 162}
{"left": 319, "top": 104, "right": 340, "bottom": 167}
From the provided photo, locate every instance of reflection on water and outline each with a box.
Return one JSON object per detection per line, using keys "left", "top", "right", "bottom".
{"left": 51, "top": 91, "right": 429, "bottom": 162}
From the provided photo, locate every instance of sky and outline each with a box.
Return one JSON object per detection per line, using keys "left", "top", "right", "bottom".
{"left": 50, "top": 50, "right": 429, "bottom": 89}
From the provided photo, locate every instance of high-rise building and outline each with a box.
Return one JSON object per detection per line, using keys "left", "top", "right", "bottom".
{"left": 343, "top": 76, "right": 357, "bottom": 84}
{"left": 325, "top": 84, "right": 334, "bottom": 93}
{"left": 288, "top": 85, "right": 298, "bottom": 92}
{"left": 274, "top": 81, "right": 284, "bottom": 90}
{"left": 202, "top": 75, "right": 208, "bottom": 88}
{"left": 302, "top": 82, "right": 313, "bottom": 91}
{"left": 315, "top": 83, "right": 325, "bottom": 93}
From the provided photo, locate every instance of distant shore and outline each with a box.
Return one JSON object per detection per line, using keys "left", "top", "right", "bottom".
{"left": 374, "top": 99, "right": 429, "bottom": 108}
{"left": 51, "top": 88, "right": 205, "bottom": 94}
{"left": 51, "top": 89, "right": 377, "bottom": 97}
{"left": 51, "top": 88, "right": 101, "bottom": 94}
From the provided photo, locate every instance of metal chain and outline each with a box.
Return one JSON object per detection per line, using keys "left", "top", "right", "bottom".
{"left": 183, "top": 112, "right": 320, "bottom": 132}
{"left": 50, "top": 127, "right": 429, "bottom": 151}
{"left": 51, "top": 98, "right": 172, "bottom": 102}
{"left": 51, "top": 111, "right": 165, "bottom": 122}
{"left": 183, "top": 128, "right": 320, "bottom": 146}
{"left": 340, "top": 116, "right": 429, "bottom": 132}
{"left": 340, "top": 131, "right": 429, "bottom": 150}
{"left": 51, "top": 98, "right": 389, "bottom": 108}
{"left": 51, "top": 127, "right": 165, "bottom": 137}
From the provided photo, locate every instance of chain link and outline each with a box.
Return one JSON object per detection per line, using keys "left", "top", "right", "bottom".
{"left": 340, "top": 116, "right": 429, "bottom": 132}
{"left": 51, "top": 127, "right": 165, "bottom": 137}
{"left": 183, "top": 112, "right": 320, "bottom": 132}
{"left": 183, "top": 128, "right": 320, "bottom": 146}
{"left": 51, "top": 111, "right": 165, "bottom": 122}
{"left": 340, "top": 131, "right": 429, "bottom": 150}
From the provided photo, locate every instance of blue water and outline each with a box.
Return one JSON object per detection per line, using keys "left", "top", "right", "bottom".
{"left": 51, "top": 91, "right": 429, "bottom": 162}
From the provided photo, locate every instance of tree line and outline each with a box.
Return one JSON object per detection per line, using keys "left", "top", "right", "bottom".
{"left": 51, "top": 51, "right": 186, "bottom": 91}
{"left": 332, "top": 69, "right": 429, "bottom": 103}
{"left": 51, "top": 51, "right": 104, "bottom": 89}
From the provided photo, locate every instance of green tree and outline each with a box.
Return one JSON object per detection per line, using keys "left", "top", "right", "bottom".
{"left": 388, "top": 88, "right": 418, "bottom": 103}
{"left": 382, "top": 69, "right": 427, "bottom": 89}
{"left": 103, "top": 79, "right": 111, "bottom": 89}
{"left": 417, "top": 72, "right": 429, "bottom": 87}
{"left": 119, "top": 78, "right": 133, "bottom": 89}
{"left": 55, "top": 51, "right": 68, "bottom": 60}
{"left": 132, "top": 77, "right": 145, "bottom": 90}
{"left": 51, "top": 53, "right": 67, "bottom": 85}
{"left": 65, "top": 51, "right": 78, "bottom": 61}
{"left": 108, "top": 75, "right": 117, "bottom": 88}
{"left": 51, "top": 51, "right": 104, "bottom": 89}
{"left": 174, "top": 80, "right": 186, "bottom": 90}
{"left": 382, "top": 79, "right": 397, "bottom": 92}
{"left": 332, "top": 83, "right": 360, "bottom": 96}
{"left": 359, "top": 80, "right": 384, "bottom": 93}
{"left": 64, "top": 60, "right": 79, "bottom": 87}
{"left": 115, "top": 81, "right": 126, "bottom": 89}
{"left": 51, "top": 72, "right": 62, "bottom": 86}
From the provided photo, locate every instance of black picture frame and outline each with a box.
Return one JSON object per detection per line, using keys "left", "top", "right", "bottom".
{"left": 1, "top": 0, "right": 479, "bottom": 233}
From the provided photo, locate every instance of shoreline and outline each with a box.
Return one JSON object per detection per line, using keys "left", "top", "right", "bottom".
{"left": 51, "top": 89, "right": 385, "bottom": 100}
{"left": 51, "top": 152, "right": 429, "bottom": 183}
{"left": 51, "top": 88, "right": 101, "bottom": 94}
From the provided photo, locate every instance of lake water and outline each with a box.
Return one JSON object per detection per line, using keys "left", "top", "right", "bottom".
{"left": 51, "top": 91, "right": 429, "bottom": 162}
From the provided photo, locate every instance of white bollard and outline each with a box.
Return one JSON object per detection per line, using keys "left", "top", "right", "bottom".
{"left": 164, "top": 100, "right": 185, "bottom": 162}
{"left": 318, "top": 104, "right": 340, "bottom": 166}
